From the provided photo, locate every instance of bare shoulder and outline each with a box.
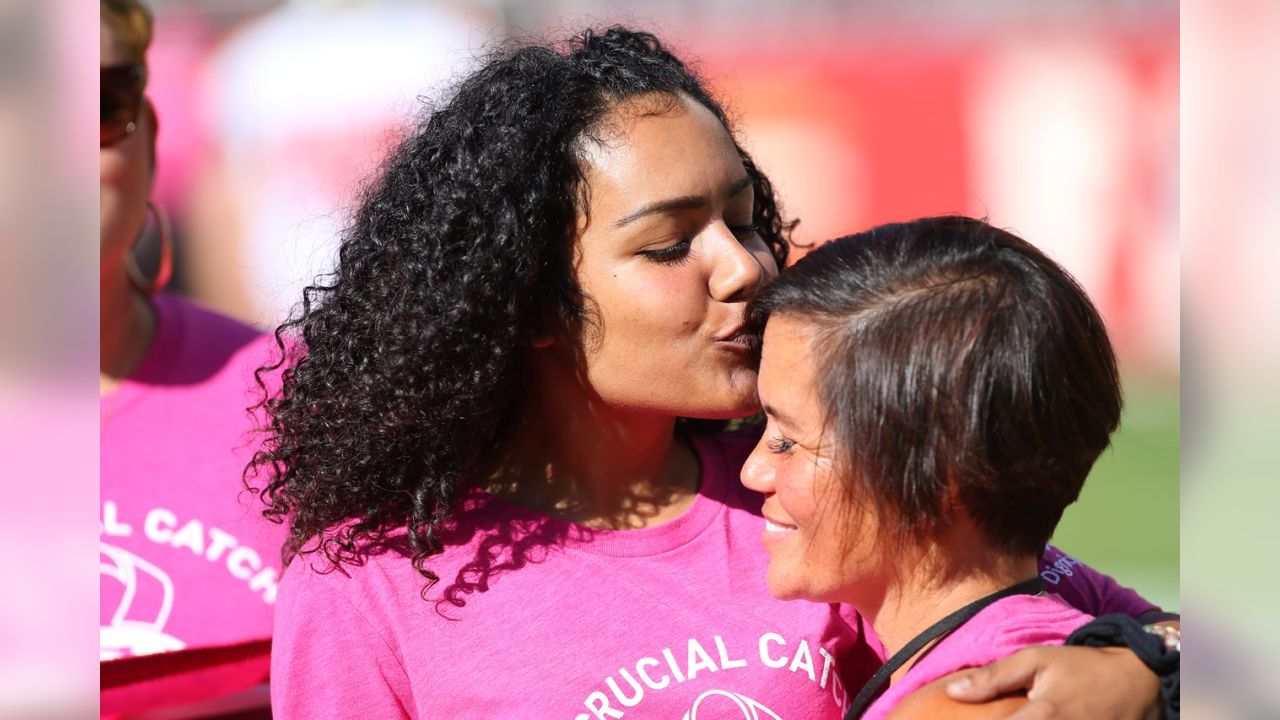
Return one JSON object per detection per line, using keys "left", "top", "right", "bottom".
{"left": 886, "top": 671, "right": 1028, "bottom": 720}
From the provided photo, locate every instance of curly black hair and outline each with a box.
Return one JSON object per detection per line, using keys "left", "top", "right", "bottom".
{"left": 245, "top": 27, "right": 793, "bottom": 587}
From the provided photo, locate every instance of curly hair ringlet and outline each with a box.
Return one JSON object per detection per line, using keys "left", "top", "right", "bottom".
{"left": 244, "top": 26, "right": 795, "bottom": 591}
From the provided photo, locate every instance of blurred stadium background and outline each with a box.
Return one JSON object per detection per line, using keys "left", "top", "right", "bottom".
{"left": 141, "top": 0, "right": 1178, "bottom": 610}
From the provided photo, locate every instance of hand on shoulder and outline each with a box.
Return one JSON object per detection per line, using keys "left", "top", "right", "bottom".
{"left": 888, "top": 672, "right": 1027, "bottom": 720}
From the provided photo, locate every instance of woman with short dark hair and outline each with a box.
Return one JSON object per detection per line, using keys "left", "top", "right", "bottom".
{"left": 744, "top": 215, "right": 1176, "bottom": 718}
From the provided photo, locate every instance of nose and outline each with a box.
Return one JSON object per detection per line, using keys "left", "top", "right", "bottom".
{"left": 708, "top": 226, "right": 776, "bottom": 304}
{"left": 740, "top": 438, "right": 776, "bottom": 495}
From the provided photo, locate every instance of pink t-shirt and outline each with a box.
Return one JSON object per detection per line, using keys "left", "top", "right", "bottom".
{"left": 100, "top": 293, "right": 287, "bottom": 714}
{"left": 862, "top": 594, "right": 1094, "bottom": 719}
{"left": 273, "top": 432, "right": 875, "bottom": 719}
{"left": 271, "top": 430, "right": 1158, "bottom": 719}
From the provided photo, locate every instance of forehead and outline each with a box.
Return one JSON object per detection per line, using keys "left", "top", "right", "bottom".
{"left": 760, "top": 316, "right": 822, "bottom": 405}
{"left": 578, "top": 93, "right": 744, "bottom": 215}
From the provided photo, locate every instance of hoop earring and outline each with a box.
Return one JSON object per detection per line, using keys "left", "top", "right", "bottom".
{"left": 123, "top": 201, "right": 173, "bottom": 296}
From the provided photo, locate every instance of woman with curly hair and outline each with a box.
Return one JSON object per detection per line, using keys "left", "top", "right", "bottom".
{"left": 253, "top": 27, "right": 1168, "bottom": 718}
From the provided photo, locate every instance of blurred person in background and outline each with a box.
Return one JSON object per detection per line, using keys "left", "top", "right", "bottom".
{"left": 255, "top": 27, "right": 1170, "bottom": 718}
{"left": 1, "top": 0, "right": 99, "bottom": 714}
{"left": 745, "top": 216, "right": 1179, "bottom": 719}
{"left": 182, "top": 0, "right": 494, "bottom": 328}
{"left": 100, "top": 0, "right": 284, "bottom": 715}
{"left": 0, "top": 0, "right": 45, "bottom": 372}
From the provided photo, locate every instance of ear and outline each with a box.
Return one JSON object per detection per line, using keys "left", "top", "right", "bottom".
{"left": 529, "top": 335, "right": 555, "bottom": 349}
{"left": 143, "top": 98, "right": 159, "bottom": 182}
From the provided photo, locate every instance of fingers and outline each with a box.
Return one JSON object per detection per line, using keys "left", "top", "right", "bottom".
{"left": 947, "top": 648, "right": 1045, "bottom": 702}
{"left": 945, "top": 670, "right": 989, "bottom": 701}
{"left": 1001, "top": 701, "right": 1058, "bottom": 720}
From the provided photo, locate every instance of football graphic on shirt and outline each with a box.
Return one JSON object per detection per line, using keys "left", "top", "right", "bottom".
{"left": 100, "top": 542, "right": 185, "bottom": 660}
{"left": 682, "top": 689, "right": 784, "bottom": 720}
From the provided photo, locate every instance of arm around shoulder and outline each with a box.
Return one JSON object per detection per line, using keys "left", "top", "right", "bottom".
{"left": 888, "top": 673, "right": 1027, "bottom": 720}
{"left": 1039, "top": 545, "right": 1165, "bottom": 618}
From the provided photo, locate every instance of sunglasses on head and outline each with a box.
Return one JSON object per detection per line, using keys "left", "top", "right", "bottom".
{"left": 101, "top": 63, "right": 147, "bottom": 148}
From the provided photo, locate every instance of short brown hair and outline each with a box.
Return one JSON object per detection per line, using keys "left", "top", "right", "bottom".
{"left": 749, "top": 216, "right": 1122, "bottom": 557}
{"left": 101, "top": 0, "right": 152, "bottom": 65}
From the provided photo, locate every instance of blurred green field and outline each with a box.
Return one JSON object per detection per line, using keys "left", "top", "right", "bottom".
{"left": 1050, "top": 375, "right": 1180, "bottom": 612}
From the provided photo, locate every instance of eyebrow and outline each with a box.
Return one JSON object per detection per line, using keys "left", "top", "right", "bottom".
{"left": 761, "top": 403, "right": 802, "bottom": 431}
{"left": 613, "top": 175, "right": 754, "bottom": 228}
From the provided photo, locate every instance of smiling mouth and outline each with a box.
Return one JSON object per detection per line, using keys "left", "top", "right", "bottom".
{"left": 764, "top": 519, "right": 798, "bottom": 533}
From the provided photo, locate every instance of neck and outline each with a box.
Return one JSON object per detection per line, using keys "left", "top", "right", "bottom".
{"left": 486, "top": 351, "right": 700, "bottom": 529}
{"left": 101, "top": 272, "right": 154, "bottom": 395}
{"left": 862, "top": 545, "right": 1038, "bottom": 681}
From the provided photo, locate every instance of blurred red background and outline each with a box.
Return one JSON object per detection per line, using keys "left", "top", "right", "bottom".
{"left": 142, "top": 1, "right": 1178, "bottom": 374}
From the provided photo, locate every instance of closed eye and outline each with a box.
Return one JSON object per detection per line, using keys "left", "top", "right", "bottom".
{"left": 767, "top": 435, "right": 796, "bottom": 454}
{"left": 640, "top": 239, "right": 693, "bottom": 265}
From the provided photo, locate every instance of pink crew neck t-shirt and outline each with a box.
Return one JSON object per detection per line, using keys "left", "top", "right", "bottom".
{"left": 271, "top": 430, "right": 1159, "bottom": 720}
{"left": 100, "top": 293, "right": 287, "bottom": 714}
{"left": 273, "top": 432, "right": 875, "bottom": 719}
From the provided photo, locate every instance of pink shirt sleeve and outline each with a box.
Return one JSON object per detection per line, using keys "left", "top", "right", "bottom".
{"left": 863, "top": 595, "right": 1092, "bottom": 720}
{"left": 1036, "top": 545, "right": 1165, "bottom": 619}
{"left": 271, "top": 564, "right": 413, "bottom": 719}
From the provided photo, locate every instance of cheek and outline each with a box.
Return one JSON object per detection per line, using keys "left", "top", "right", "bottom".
{"left": 793, "top": 476, "right": 865, "bottom": 570}
{"left": 594, "top": 266, "right": 706, "bottom": 341}
{"left": 776, "top": 459, "right": 834, "bottom": 524}
{"left": 574, "top": 259, "right": 763, "bottom": 417}
{"left": 100, "top": 147, "right": 150, "bottom": 254}
{"left": 776, "top": 480, "right": 817, "bottom": 528}
{"left": 754, "top": 246, "right": 780, "bottom": 281}
{"left": 813, "top": 501, "right": 890, "bottom": 591}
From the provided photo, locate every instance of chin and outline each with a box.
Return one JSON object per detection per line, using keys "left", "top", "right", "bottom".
{"left": 716, "top": 375, "right": 764, "bottom": 418}
{"left": 766, "top": 567, "right": 848, "bottom": 604}
{"left": 764, "top": 575, "right": 806, "bottom": 601}
{"left": 670, "top": 383, "right": 760, "bottom": 421}
{"left": 682, "top": 402, "right": 759, "bottom": 422}
{"left": 689, "top": 407, "right": 756, "bottom": 421}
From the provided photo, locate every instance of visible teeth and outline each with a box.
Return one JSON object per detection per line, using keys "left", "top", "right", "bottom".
{"left": 765, "top": 520, "right": 796, "bottom": 533}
